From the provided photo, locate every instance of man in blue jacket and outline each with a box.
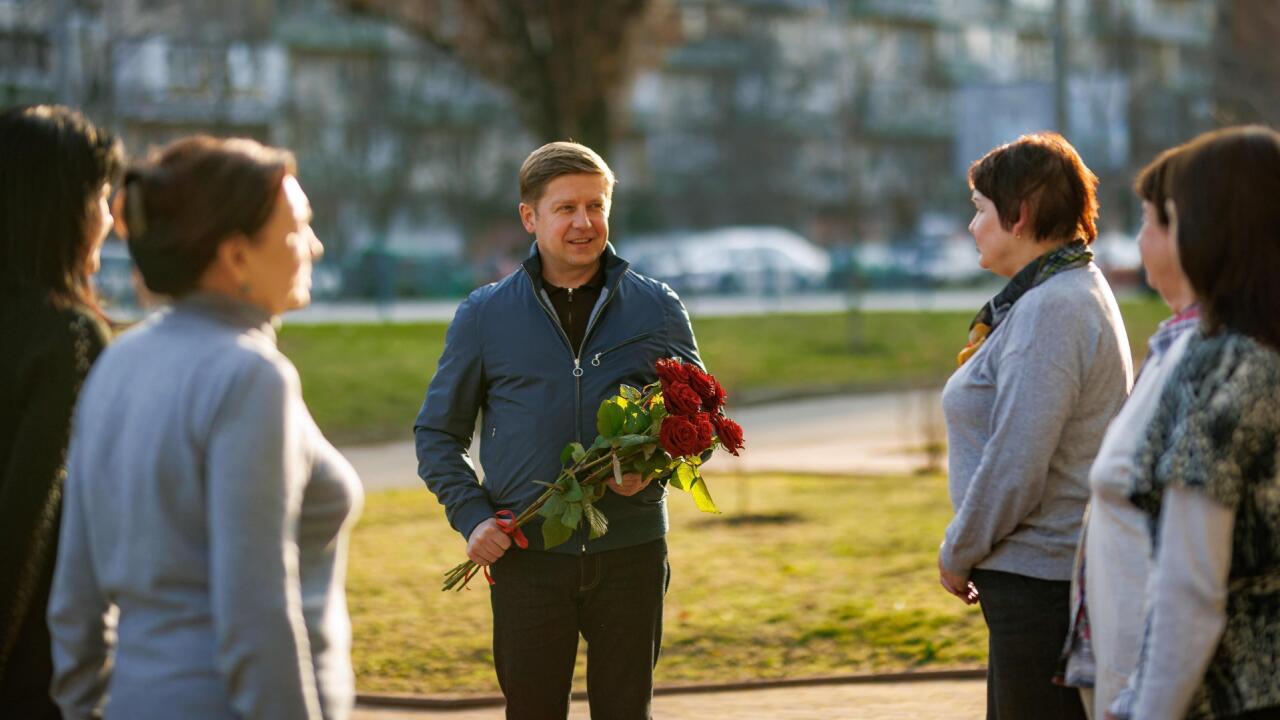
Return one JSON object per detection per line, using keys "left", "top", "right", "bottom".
{"left": 414, "top": 141, "right": 703, "bottom": 719}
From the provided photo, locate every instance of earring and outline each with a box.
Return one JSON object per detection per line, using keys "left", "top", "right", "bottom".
{"left": 239, "top": 282, "right": 251, "bottom": 297}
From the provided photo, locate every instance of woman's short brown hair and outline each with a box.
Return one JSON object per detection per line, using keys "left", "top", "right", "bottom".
{"left": 968, "top": 131, "right": 1100, "bottom": 244}
{"left": 1167, "top": 125, "right": 1280, "bottom": 349}
{"left": 518, "top": 141, "right": 615, "bottom": 206}
{"left": 120, "top": 136, "right": 296, "bottom": 296}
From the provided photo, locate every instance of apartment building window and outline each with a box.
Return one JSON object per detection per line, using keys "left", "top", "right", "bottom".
{"left": 168, "top": 45, "right": 218, "bottom": 95}
{"left": 0, "top": 31, "right": 50, "bottom": 74}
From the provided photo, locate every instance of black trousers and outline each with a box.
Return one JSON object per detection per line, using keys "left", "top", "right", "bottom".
{"left": 488, "top": 538, "right": 669, "bottom": 720}
{"left": 970, "top": 568, "right": 1087, "bottom": 720}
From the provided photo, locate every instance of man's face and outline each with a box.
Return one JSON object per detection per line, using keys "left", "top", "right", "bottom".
{"left": 519, "top": 173, "right": 611, "bottom": 281}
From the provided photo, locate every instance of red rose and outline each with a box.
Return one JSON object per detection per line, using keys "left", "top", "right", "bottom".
{"left": 664, "top": 381, "right": 703, "bottom": 416}
{"left": 686, "top": 365, "right": 716, "bottom": 401}
{"left": 655, "top": 358, "right": 690, "bottom": 387}
{"left": 660, "top": 415, "right": 706, "bottom": 458}
{"left": 711, "top": 413, "right": 744, "bottom": 456}
{"left": 693, "top": 412, "right": 715, "bottom": 451}
{"left": 701, "top": 378, "right": 727, "bottom": 412}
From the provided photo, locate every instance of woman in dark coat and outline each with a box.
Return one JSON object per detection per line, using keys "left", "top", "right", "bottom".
{"left": 0, "top": 105, "right": 123, "bottom": 718}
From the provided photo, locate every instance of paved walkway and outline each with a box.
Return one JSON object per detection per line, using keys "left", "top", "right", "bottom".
{"left": 352, "top": 679, "right": 986, "bottom": 719}
{"left": 343, "top": 389, "right": 948, "bottom": 493}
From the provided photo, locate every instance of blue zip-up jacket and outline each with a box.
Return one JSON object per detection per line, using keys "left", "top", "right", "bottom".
{"left": 414, "top": 243, "right": 703, "bottom": 554}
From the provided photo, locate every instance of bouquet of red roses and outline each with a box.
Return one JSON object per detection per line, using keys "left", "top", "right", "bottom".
{"left": 442, "top": 357, "right": 745, "bottom": 591}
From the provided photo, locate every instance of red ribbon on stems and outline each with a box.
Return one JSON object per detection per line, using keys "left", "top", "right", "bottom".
{"left": 480, "top": 510, "right": 529, "bottom": 586}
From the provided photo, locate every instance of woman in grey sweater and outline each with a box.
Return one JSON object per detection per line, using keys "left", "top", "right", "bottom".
{"left": 939, "top": 133, "right": 1132, "bottom": 720}
{"left": 48, "top": 137, "right": 362, "bottom": 720}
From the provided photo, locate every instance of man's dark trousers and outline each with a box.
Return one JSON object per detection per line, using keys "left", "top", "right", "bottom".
{"left": 488, "top": 537, "right": 669, "bottom": 720}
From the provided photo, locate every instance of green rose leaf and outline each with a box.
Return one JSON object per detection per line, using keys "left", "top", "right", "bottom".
{"left": 645, "top": 455, "right": 674, "bottom": 480}
{"left": 542, "top": 516, "right": 575, "bottom": 549}
{"left": 561, "top": 500, "right": 582, "bottom": 529}
{"left": 649, "top": 400, "right": 668, "bottom": 427}
{"left": 597, "top": 400, "right": 625, "bottom": 439}
{"left": 669, "top": 462, "right": 696, "bottom": 491}
{"left": 559, "top": 442, "right": 586, "bottom": 466}
{"left": 619, "top": 384, "right": 643, "bottom": 403}
{"left": 583, "top": 502, "right": 609, "bottom": 539}
{"left": 622, "top": 404, "right": 650, "bottom": 434}
{"left": 540, "top": 493, "right": 567, "bottom": 519}
{"left": 591, "top": 435, "right": 612, "bottom": 451}
{"left": 562, "top": 474, "right": 585, "bottom": 503}
{"left": 691, "top": 477, "right": 720, "bottom": 514}
{"left": 615, "top": 434, "right": 655, "bottom": 449}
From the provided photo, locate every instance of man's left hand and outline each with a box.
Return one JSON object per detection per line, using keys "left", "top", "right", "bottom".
{"left": 607, "top": 472, "right": 651, "bottom": 497}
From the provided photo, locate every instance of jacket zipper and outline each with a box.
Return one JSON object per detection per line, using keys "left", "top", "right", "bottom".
{"left": 590, "top": 332, "right": 654, "bottom": 367}
{"left": 522, "top": 266, "right": 620, "bottom": 554}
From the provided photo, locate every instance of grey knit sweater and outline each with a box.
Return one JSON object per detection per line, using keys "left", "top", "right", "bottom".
{"left": 48, "top": 294, "right": 363, "bottom": 720}
{"left": 940, "top": 264, "right": 1132, "bottom": 581}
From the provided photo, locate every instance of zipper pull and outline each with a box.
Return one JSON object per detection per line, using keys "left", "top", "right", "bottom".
{"left": 568, "top": 288, "right": 574, "bottom": 303}
{"left": 591, "top": 353, "right": 602, "bottom": 367}
{"left": 572, "top": 357, "right": 583, "bottom": 377}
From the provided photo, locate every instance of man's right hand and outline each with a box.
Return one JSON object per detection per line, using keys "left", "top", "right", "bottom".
{"left": 467, "top": 517, "right": 514, "bottom": 566}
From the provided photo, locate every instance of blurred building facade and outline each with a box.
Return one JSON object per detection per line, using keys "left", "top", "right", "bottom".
{"left": 621, "top": 0, "right": 1215, "bottom": 245}
{"left": 3, "top": 0, "right": 1221, "bottom": 293}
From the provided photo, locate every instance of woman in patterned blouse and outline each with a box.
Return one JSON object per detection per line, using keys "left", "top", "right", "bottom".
{"left": 0, "top": 106, "right": 123, "bottom": 718}
{"left": 1120, "top": 125, "right": 1280, "bottom": 719}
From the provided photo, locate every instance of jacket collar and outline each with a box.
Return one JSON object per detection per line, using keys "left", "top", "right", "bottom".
{"left": 521, "top": 241, "right": 629, "bottom": 293}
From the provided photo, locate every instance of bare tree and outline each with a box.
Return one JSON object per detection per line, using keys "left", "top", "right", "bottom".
{"left": 1213, "top": 0, "right": 1280, "bottom": 128}
{"left": 338, "top": 0, "right": 677, "bottom": 153}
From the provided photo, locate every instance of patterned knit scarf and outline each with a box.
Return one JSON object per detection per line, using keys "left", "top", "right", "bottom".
{"left": 956, "top": 240, "right": 1094, "bottom": 366}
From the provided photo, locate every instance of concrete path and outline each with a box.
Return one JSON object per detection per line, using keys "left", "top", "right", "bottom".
{"left": 352, "top": 678, "right": 986, "bottom": 719}
{"left": 342, "top": 389, "right": 948, "bottom": 493}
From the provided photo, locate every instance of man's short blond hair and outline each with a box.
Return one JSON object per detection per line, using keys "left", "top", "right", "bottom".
{"left": 518, "top": 141, "right": 615, "bottom": 205}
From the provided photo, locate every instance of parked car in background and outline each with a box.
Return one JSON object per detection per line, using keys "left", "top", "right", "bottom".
{"left": 831, "top": 236, "right": 987, "bottom": 290}
{"left": 1091, "top": 229, "right": 1144, "bottom": 287}
{"left": 621, "top": 226, "right": 831, "bottom": 296}
{"left": 341, "top": 245, "right": 474, "bottom": 299}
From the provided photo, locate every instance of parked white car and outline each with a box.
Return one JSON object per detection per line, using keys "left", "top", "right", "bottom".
{"left": 622, "top": 226, "right": 831, "bottom": 296}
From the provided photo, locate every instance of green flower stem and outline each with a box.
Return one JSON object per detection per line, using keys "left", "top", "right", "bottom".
{"left": 442, "top": 444, "right": 654, "bottom": 592}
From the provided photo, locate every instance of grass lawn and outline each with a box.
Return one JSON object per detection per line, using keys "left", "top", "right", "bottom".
{"left": 348, "top": 472, "right": 988, "bottom": 695}
{"left": 281, "top": 297, "right": 1170, "bottom": 444}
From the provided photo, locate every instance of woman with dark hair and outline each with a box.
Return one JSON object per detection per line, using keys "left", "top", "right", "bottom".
{"left": 1114, "top": 125, "right": 1280, "bottom": 720}
{"left": 47, "top": 136, "right": 362, "bottom": 720}
{"left": 939, "top": 132, "right": 1132, "bottom": 720}
{"left": 0, "top": 104, "right": 122, "bottom": 719}
{"left": 1058, "top": 141, "right": 1199, "bottom": 719}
